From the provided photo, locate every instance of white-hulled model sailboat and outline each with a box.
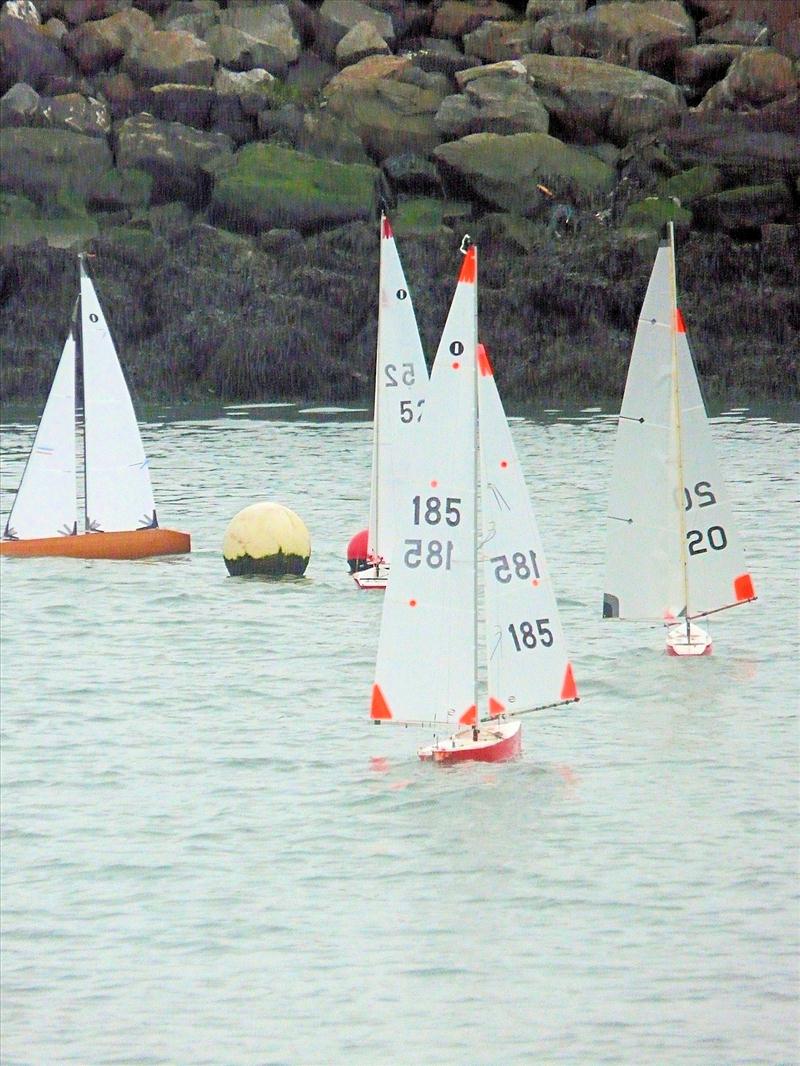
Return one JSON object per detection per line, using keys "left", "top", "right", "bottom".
{"left": 1, "top": 255, "right": 190, "bottom": 559}
{"left": 352, "top": 212, "right": 429, "bottom": 589}
{"left": 370, "top": 239, "right": 578, "bottom": 763}
{"left": 602, "top": 222, "right": 755, "bottom": 655}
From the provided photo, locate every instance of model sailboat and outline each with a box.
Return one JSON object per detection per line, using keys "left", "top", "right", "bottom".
{"left": 352, "top": 212, "right": 428, "bottom": 589}
{"left": 602, "top": 223, "right": 755, "bottom": 655}
{"left": 370, "top": 238, "right": 578, "bottom": 762}
{"left": 1, "top": 256, "right": 190, "bottom": 559}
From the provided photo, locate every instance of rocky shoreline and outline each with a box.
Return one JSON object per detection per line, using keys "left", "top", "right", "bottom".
{"left": 1, "top": 0, "right": 798, "bottom": 404}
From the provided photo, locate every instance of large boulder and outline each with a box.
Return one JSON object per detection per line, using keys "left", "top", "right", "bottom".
{"left": 0, "top": 12, "right": 76, "bottom": 93}
{"left": 143, "top": 81, "right": 215, "bottom": 127}
{"left": 408, "top": 37, "right": 476, "bottom": 76}
{"left": 322, "top": 54, "right": 448, "bottom": 161}
{"left": 663, "top": 109, "right": 800, "bottom": 184}
{"left": 214, "top": 66, "right": 278, "bottom": 115}
{"left": 0, "top": 126, "right": 113, "bottom": 206}
{"left": 0, "top": 80, "right": 40, "bottom": 126}
{"left": 697, "top": 48, "right": 799, "bottom": 110}
{"left": 121, "top": 29, "right": 215, "bottom": 87}
{"left": 62, "top": 8, "right": 153, "bottom": 75}
{"left": 208, "top": 142, "right": 379, "bottom": 233}
{"left": 39, "top": 92, "right": 111, "bottom": 137}
{"left": 431, "top": 1, "right": 515, "bottom": 41}
{"left": 164, "top": 0, "right": 220, "bottom": 37}
{"left": 315, "top": 0, "right": 394, "bottom": 62}
{"left": 115, "top": 111, "right": 233, "bottom": 202}
{"left": 290, "top": 107, "right": 372, "bottom": 164}
{"left": 1, "top": 1, "right": 40, "bottom": 27}
{"left": 218, "top": 3, "right": 300, "bottom": 74}
{"left": 693, "top": 182, "right": 793, "bottom": 231}
{"left": 519, "top": 54, "right": 686, "bottom": 145}
{"left": 463, "top": 19, "right": 533, "bottom": 62}
{"left": 526, "top": 0, "right": 586, "bottom": 17}
{"left": 699, "top": 18, "right": 770, "bottom": 47}
{"left": 674, "top": 43, "right": 745, "bottom": 99}
{"left": 436, "top": 63, "right": 549, "bottom": 139}
{"left": 433, "top": 130, "right": 614, "bottom": 214}
{"left": 553, "top": 1, "right": 695, "bottom": 70}
{"left": 335, "top": 20, "right": 390, "bottom": 68}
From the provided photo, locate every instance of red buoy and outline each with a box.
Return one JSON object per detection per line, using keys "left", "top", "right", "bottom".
{"left": 347, "top": 528, "right": 370, "bottom": 574}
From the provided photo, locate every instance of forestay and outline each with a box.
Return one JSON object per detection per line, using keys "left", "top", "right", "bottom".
{"left": 603, "top": 242, "right": 686, "bottom": 620}
{"left": 367, "top": 214, "right": 428, "bottom": 566}
{"left": 371, "top": 246, "right": 478, "bottom": 728}
{"left": 3, "top": 333, "right": 76, "bottom": 540}
{"left": 80, "top": 260, "right": 157, "bottom": 532}
{"left": 478, "top": 347, "right": 576, "bottom": 714}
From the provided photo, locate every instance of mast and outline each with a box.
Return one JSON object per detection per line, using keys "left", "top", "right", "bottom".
{"left": 667, "top": 222, "right": 691, "bottom": 633}
{"left": 78, "top": 254, "right": 88, "bottom": 534}
{"left": 468, "top": 236, "right": 479, "bottom": 723}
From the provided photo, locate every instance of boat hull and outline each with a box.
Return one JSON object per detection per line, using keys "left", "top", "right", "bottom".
{"left": 666, "top": 622, "right": 712, "bottom": 657}
{"left": 0, "top": 528, "right": 190, "bottom": 559}
{"left": 352, "top": 565, "right": 388, "bottom": 590}
{"left": 419, "top": 720, "right": 522, "bottom": 764}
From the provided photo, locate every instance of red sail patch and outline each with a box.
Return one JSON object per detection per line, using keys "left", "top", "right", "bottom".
{"left": 734, "top": 573, "right": 756, "bottom": 601}
{"left": 381, "top": 216, "right": 392, "bottom": 239}
{"left": 371, "top": 683, "right": 393, "bottom": 720}
{"left": 459, "top": 245, "right": 476, "bottom": 284}
{"left": 488, "top": 697, "right": 505, "bottom": 718}
{"left": 561, "top": 663, "right": 578, "bottom": 701}
{"left": 675, "top": 308, "right": 687, "bottom": 333}
{"left": 477, "top": 343, "right": 493, "bottom": 377}
{"left": 459, "top": 704, "right": 477, "bottom": 726}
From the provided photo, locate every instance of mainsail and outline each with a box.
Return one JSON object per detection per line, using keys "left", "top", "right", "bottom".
{"left": 80, "top": 258, "right": 157, "bottom": 532}
{"left": 371, "top": 245, "right": 478, "bottom": 727}
{"left": 367, "top": 214, "right": 428, "bottom": 567}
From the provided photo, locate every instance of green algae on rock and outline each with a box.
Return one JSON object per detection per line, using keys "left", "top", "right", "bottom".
{"left": 209, "top": 143, "right": 378, "bottom": 234}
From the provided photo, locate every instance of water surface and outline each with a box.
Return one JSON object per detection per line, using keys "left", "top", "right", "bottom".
{"left": 1, "top": 406, "right": 797, "bottom": 1065}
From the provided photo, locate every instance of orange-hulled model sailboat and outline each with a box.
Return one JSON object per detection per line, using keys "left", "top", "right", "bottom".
{"left": 1, "top": 255, "right": 190, "bottom": 559}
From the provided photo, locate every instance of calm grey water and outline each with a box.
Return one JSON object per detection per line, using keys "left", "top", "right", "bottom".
{"left": 1, "top": 404, "right": 798, "bottom": 1066}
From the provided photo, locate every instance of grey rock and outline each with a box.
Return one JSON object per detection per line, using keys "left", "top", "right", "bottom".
{"left": 40, "top": 91, "right": 111, "bottom": 137}
{"left": 316, "top": 0, "right": 395, "bottom": 62}
{"left": 335, "top": 20, "right": 389, "bottom": 68}
{"left": 115, "top": 111, "right": 233, "bottom": 203}
{"left": 0, "top": 80, "right": 40, "bottom": 126}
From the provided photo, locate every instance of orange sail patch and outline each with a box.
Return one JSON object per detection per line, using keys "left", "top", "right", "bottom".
{"left": 488, "top": 697, "right": 505, "bottom": 718}
{"left": 560, "top": 663, "right": 578, "bottom": 701}
{"left": 459, "top": 245, "right": 476, "bottom": 285}
{"left": 477, "top": 343, "right": 493, "bottom": 377}
{"left": 459, "top": 704, "right": 477, "bottom": 726}
{"left": 734, "top": 573, "right": 756, "bottom": 601}
{"left": 675, "top": 308, "right": 687, "bottom": 333}
{"left": 371, "top": 684, "right": 393, "bottom": 720}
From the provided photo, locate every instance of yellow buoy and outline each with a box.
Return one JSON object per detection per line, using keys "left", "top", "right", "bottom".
{"left": 223, "top": 502, "right": 311, "bottom": 577}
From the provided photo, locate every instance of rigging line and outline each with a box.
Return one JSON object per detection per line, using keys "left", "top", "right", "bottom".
{"left": 484, "top": 695, "right": 580, "bottom": 722}
{"left": 618, "top": 415, "right": 645, "bottom": 423}
{"left": 608, "top": 515, "right": 633, "bottom": 524}
{"left": 687, "top": 596, "right": 758, "bottom": 621}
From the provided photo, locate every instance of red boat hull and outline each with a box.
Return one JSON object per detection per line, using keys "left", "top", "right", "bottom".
{"left": 0, "top": 528, "right": 190, "bottom": 559}
{"left": 419, "top": 721, "right": 522, "bottom": 764}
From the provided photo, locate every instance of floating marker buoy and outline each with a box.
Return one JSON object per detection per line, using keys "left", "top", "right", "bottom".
{"left": 346, "top": 528, "right": 370, "bottom": 574}
{"left": 223, "top": 502, "right": 310, "bottom": 577}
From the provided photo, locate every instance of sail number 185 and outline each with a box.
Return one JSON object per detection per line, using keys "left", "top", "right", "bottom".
{"left": 412, "top": 495, "right": 461, "bottom": 526}
{"left": 508, "top": 619, "right": 553, "bottom": 651}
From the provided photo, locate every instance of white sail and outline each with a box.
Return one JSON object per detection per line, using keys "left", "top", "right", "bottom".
{"left": 3, "top": 332, "right": 76, "bottom": 540}
{"left": 367, "top": 214, "right": 429, "bottom": 566}
{"left": 675, "top": 323, "right": 755, "bottom": 616}
{"left": 603, "top": 241, "right": 686, "bottom": 620}
{"left": 478, "top": 346, "right": 577, "bottom": 715}
{"left": 80, "top": 258, "right": 157, "bottom": 532}
{"left": 371, "top": 244, "right": 478, "bottom": 728}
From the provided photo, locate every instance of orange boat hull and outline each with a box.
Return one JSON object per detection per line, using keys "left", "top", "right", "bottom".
{"left": 0, "top": 528, "right": 190, "bottom": 559}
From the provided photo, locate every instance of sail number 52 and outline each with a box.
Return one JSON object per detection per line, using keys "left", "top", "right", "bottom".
{"left": 508, "top": 619, "right": 553, "bottom": 651}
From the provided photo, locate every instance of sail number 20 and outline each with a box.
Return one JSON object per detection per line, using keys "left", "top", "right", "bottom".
{"left": 508, "top": 619, "right": 553, "bottom": 651}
